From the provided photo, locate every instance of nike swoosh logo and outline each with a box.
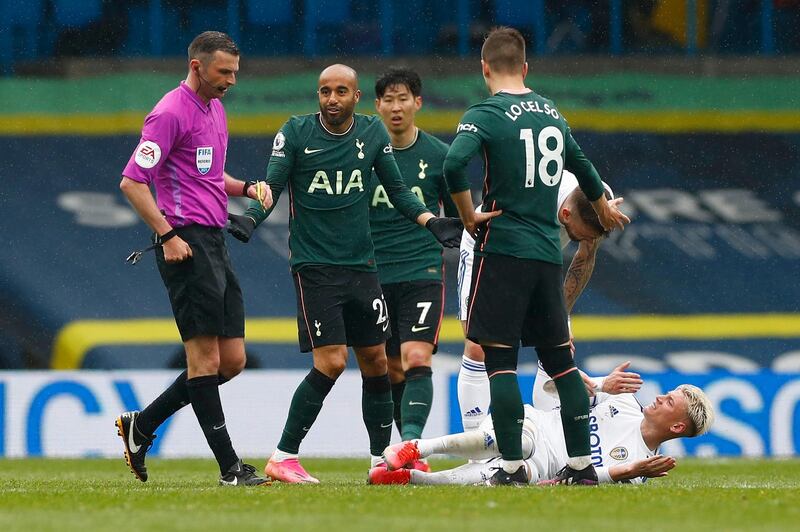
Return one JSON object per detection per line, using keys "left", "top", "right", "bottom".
{"left": 408, "top": 401, "right": 428, "bottom": 406}
{"left": 127, "top": 419, "right": 141, "bottom": 453}
{"left": 302, "top": 427, "right": 310, "bottom": 432}
{"left": 213, "top": 422, "right": 226, "bottom": 430}
{"left": 304, "top": 147, "right": 324, "bottom": 154}
{"left": 380, "top": 422, "right": 393, "bottom": 428}
{"left": 411, "top": 325, "right": 430, "bottom": 332}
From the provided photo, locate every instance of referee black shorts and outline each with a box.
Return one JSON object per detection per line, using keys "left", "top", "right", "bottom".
{"left": 466, "top": 253, "right": 569, "bottom": 348}
{"left": 293, "top": 265, "right": 391, "bottom": 353}
{"left": 382, "top": 280, "right": 444, "bottom": 358}
{"left": 155, "top": 224, "right": 245, "bottom": 342}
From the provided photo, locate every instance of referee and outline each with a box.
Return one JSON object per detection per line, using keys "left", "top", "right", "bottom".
{"left": 115, "top": 31, "right": 270, "bottom": 487}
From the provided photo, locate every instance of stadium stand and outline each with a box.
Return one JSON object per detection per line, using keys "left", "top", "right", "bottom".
{"left": 241, "top": 0, "right": 295, "bottom": 54}
{"left": 0, "top": 0, "right": 44, "bottom": 71}
{"left": 0, "top": 2, "right": 798, "bottom": 373}
{"left": 52, "top": 0, "right": 103, "bottom": 28}
{"left": 2, "top": 0, "right": 797, "bottom": 72}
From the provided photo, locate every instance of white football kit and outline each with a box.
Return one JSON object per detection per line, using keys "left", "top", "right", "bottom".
{"left": 412, "top": 383, "right": 655, "bottom": 485}
{"left": 517, "top": 391, "right": 655, "bottom": 483}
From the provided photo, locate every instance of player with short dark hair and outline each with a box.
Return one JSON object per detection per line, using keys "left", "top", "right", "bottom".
{"left": 227, "top": 64, "right": 490, "bottom": 483}
{"left": 369, "top": 67, "right": 461, "bottom": 463}
{"left": 116, "top": 31, "right": 270, "bottom": 486}
{"left": 443, "top": 26, "right": 630, "bottom": 486}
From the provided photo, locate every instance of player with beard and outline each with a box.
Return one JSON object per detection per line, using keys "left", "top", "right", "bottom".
{"left": 227, "top": 64, "right": 496, "bottom": 483}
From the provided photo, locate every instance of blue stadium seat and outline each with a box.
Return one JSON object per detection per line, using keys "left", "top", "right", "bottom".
{"left": 0, "top": 0, "right": 45, "bottom": 66}
{"left": 494, "top": 0, "right": 546, "bottom": 54}
{"left": 495, "top": 0, "right": 540, "bottom": 25}
{"left": 306, "top": 0, "right": 349, "bottom": 25}
{"left": 303, "top": 0, "right": 351, "bottom": 56}
{"left": 243, "top": 0, "right": 295, "bottom": 55}
{"left": 246, "top": 0, "right": 292, "bottom": 25}
{"left": 52, "top": 0, "right": 103, "bottom": 28}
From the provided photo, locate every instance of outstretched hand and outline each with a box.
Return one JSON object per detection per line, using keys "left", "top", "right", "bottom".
{"left": 631, "top": 455, "right": 676, "bottom": 478}
{"left": 602, "top": 361, "right": 643, "bottom": 395}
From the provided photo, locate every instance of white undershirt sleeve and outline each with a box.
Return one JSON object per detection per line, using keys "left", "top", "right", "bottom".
{"left": 596, "top": 467, "right": 614, "bottom": 484}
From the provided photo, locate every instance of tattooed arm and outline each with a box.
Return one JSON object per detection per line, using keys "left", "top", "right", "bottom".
{"left": 564, "top": 238, "right": 601, "bottom": 314}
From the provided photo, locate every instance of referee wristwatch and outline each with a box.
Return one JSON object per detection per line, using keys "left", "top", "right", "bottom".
{"left": 243, "top": 180, "right": 257, "bottom": 197}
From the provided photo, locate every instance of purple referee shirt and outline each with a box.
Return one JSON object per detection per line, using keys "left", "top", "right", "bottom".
{"left": 123, "top": 81, "right": 229, "bottom": 228}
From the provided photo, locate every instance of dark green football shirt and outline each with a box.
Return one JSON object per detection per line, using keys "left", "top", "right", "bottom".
{"left": 246, "top": 112, "right": 430, "bottom": 272}
{"left": 368, "top": 128, "right": 458, "bottom": 285}
{"left": 444, "top": 90, "right": 605, "bottom": 264}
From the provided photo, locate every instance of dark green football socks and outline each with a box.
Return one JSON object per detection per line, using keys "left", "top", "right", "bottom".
{"left": 362, "top": 374, "right": 394, "bottom": 456}
{"left": 483, "top": 345, "right": 524, "bottom": 461}
{"left": 400, "top": 366, "right": 433, "bottom": 441}
{"left": 277, "top": 368, "right": 335, "bottom": 454}
{"left": 391, "top": 380, "right": 405, "bottom": 435}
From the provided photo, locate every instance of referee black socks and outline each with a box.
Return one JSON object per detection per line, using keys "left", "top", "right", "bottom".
{"left": 137, "top": 370, "right": 190, "bottom": 437}
{"left": 186, "top": 374, "right": 239, "bottom": 474}
{"left": 137, "top": 369, "right": 235, "bottom": 439}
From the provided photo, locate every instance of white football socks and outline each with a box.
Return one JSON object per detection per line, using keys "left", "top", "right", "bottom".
{"left": 502, "top": 459, "right": 524, "bottom": 474}
{"left": 416, "top": 430, "right": 498, "bottom": 460}
{"left": 409, "top": 462, "right": 490, "bottom": 485}
{"left": 457, "top": 354, "right": 490, "bottom": 431}
{"left": 272, "top": 449, "right": 298, "bottom": 462}
{"left": 567, "top": 455, "right": 592, "bottom": 470}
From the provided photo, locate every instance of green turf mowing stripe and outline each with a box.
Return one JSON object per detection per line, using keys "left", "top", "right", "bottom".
{"left": 0, "top": 458, "right": 799, "bottom": 531}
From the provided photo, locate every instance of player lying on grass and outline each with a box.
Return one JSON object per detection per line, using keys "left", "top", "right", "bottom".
{"left": 370, "top": 366, "right": 714, "bottom": 486}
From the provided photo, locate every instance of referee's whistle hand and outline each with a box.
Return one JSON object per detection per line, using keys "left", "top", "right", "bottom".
{"left": 163, "top": 236, "right": 193, "bottom": 263}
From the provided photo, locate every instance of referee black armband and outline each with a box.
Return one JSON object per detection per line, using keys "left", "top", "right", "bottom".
{"left": 242, "top": 180, "right": 256, "bottom": 197}
{"left": 158, "top": 229, "right": 177, "bottom": 244}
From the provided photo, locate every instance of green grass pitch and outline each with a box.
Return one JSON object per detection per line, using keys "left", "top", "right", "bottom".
{"left": 1, "top": 458, "right": 799, "bottom": 531}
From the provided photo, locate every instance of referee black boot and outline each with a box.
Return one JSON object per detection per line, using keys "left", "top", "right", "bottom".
{"left": 484, "top": 464, "right": 530, "bottom": 487}
{"left": 115, "top": 411, "right": 155, "bottom": 482}
{"left": 219, "top": 460, "right": 272, "bottom": 487}
{"left": 538, "top": 464, "right": 599, "bottom": 486}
